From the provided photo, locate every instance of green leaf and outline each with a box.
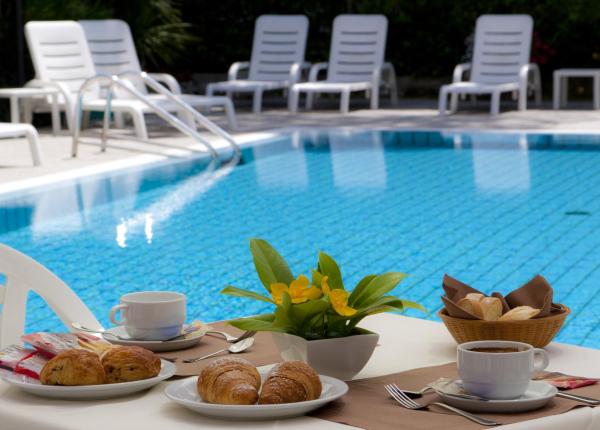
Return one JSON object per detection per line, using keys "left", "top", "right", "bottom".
{"left": 399, "top": 299, "right": 427, "bottom": 313}
{"left": 228, "top": 314, "right": 288, "bottom": 333}
{"left": 348, "top": 274, "right": 377, "bottom": 306}
{"left": 249, "top": 238, "right": 294, "bottom": 292}
{"left": 317, "top": 252, "right": 344, "bottom": 289}
{"left": 289, "top": 298, "right": 330, "bottom": 326}
{"left": 220, "top": 285, "right": 274, "bottom": 304}
{"left": 351, "top": 272, "right": 407, "bottom": 308}
{"left": 311, "top": 269, "right": 324, "bottom": 287}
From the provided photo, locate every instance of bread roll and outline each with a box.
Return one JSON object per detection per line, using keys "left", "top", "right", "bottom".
{"left": 457, "top": 297, "right": 478, "bottom": 316}
{"left": 40, "top": 349, "right": 106, "bottom": 386}
{"left": 197, "top": 357, "right": 260, "bottom": 405}
{"left": 498, "top": 305, "right": 541, "bottom": 321}
{"left": 101, "top": 346, "right": 161, "bottom": 383}
{"left": 259, "top": 361, "right": 322, "bottom": 404}
{"left": 465, "top": 293, "right": 484, "bottom": 317}
{"left": 480, "top": 297, "right": 502, "bottom": 321}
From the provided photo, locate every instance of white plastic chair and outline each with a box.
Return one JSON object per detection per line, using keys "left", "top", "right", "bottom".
{"left": 24, "top": 21, "right": 207, "bottom": 140}
{"left": 79, "top": 19, "right": 236, "bottom": 129}
{"left": 0, "top": 243, "right": 101, "bottom": 348}
{"left": 289, "top": 15, "right": 390, "bottom": 114}
{"left": 206, "top": 15, "right": 309, "bottom": 113}
{"left": 438, "top": 15, "right": 542, "bottom": 116}
{"left": 0, "top": 123, "right": 42, "bottom": 166}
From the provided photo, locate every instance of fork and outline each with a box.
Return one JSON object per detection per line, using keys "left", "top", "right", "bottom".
{"left": 400, "top": 385, "right": 488, "bottom": 401}
{"left": 384, "top": 384, "right": 500, "bottom": 426}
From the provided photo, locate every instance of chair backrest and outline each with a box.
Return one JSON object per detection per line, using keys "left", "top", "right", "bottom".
{"left": 326, "top": 15, "right": 388, "bottom": 83}
{"left": 248, "top": 15, "right": 309, "bottom": 82}
{"left": 0, "top": 243, "right": 102, "bottom": 348}
{"left": 79, "top": 19, "right": 147, "bottom": 94}
{"left": 470, "top": 15, "right": 533, "bottom": 85}
{"left": 25, "top": 21, "right": 99, "bottom": 98}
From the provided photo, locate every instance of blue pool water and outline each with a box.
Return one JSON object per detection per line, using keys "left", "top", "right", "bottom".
{"left": 2, "top": 129, "right": 600, "bottom": 349}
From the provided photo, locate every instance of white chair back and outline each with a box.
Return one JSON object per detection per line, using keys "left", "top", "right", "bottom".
{"left": 25, "top": 21, "right": 100, "bottom": 100}
{"left": 470, "top": 15, "right": 533, "bottom": 85}
{"left": 248, "top": 15, "right": 309, "bottom": 82}
{"left": 0, "top": 243, "right": 101, "bottom": 348}
{"left": 326, "top": 15, "right": 388, "bottom": 83}
{"left": 79, "top": 19, "right": 147, "bottom": 94}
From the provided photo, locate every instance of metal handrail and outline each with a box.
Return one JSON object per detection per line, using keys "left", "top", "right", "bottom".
{"left": 71, "top": 74, "right": 219, "bottom": 161}
{"left": 117, "top": 71, "right": 241, "bottom": 159}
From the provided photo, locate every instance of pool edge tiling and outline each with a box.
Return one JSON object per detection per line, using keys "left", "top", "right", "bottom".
{"left": 1, "top": 129, "right": 599, "bottom": 349}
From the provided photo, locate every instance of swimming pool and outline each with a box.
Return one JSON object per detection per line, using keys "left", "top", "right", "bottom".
{"left": 1, "top": 129, "right": 600, "bottom": 349}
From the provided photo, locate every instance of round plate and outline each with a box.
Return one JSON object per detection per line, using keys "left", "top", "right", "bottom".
{"left": 439, "top": 380, "right": 557, "bottom": 413}
{"left": 1, "top": 360, "right": 176, "bottom": 400}
{"left": 164, "top": 370, "right": 349, "bottom": 420}
{"left": 103, "top": 326, "right": 204, "bottom": 352}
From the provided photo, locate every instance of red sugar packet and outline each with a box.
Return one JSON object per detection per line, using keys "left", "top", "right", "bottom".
{"left": 533, "top": 371, "right": 599, "bottom": 390}
{"left": 14, "top": 352, "right": 48, "bottom": 379}
{"left": 0, "top": 345, "right": 35, "bottom": 371}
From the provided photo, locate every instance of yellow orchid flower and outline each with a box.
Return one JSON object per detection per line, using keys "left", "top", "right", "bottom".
{"left": 270, "top": 275, "right": 323, "bottom": 305}
{"left": 329, "top": 289, "right": 357, "bottom": 316}
{"left": 321, "top": 276, "right": 331, "bottom": 295}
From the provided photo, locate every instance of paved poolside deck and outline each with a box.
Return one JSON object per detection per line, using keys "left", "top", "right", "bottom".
{"left": 2, "top": 101, "right": 600, "bottom": 188}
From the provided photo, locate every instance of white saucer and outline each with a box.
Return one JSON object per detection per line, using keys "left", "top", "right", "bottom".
{"left": 103, "top": 326, "right": 204, "bottom": 352}
{"left": 1, "top": 360, "right": 176, "bottom": 400}
{"left": 439, "top": 380, "right": 558, "bottom": 413}
{"left": 165, "top": 369, "right": 348, "bottom": 420}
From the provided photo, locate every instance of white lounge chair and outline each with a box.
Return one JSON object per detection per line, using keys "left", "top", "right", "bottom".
{"left": 0, "top": 123, "right": 42, "bottom": 166}
{"left": 79, "top": 19, "right": 236, "bottom": 129}
{"left": 289, "top": 15, "right": 390, "bottom": 114}
{"left": 25, "top": 21, "right": 206, "bottom": 140}
{"left": 438, "top": 15, "right": 542, "bottom": 116}
{"left": 0, "top": 243, "right": 101, "bottom": 348}
{"left": 206, "top": 15, "right": 309, "bottom": 113}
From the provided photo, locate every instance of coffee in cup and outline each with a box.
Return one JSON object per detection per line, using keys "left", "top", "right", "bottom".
{"left": 457, "top": 340, "right": 549, "bottom": 400}
{"left": 109, "top": 291, "right": 186, "bottom": 341}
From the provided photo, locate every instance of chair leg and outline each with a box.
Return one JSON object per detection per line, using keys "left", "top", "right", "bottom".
{"left": 553, "top": 73, "right": 560, "bottom": 110}
{"left": 24, "top": 125, "right": 43, "bottom": 166}
{"left": 370, "top": 85, "right": 380, "bottom": 110}
{"left": 289, "top": 88, "right": 300, "bottom": 113}
{"left": 206, "top": 84, "right": 215, "bottom": 97}
{"left": 130, "top": 110, "right": 148, "bottom": 141}
{"left": 594, "top": 76, "right": 600, "bottom": 110}
{"left": 114, "top": 112, "right": 125, "bottom": 129}
{"left": 388, "top": 73, "right": 399, "bottom": 106}
{"left": 340, "top": 90, "right": 350, "bottom": 114}
{"left": 518, "top": 87, "right": 527, "bottom": 111}
{"left": 438, "top": 89, "right": 448, "bottom": 116}
{"left": 306, "top": 92, "right": 314, "bottom": 110}
{"left": 450, "top": 92, "right": 459, "bottom": 113}
{"left": 50, "top": 95, "right": 61, "bottom": 134}
{"left": 81, "top": 111, "right": 91, "bottom": 129}
{"left": 491, "top": 91, "right": 501, "bottom": 116}
{"left": 252, "top": 89, "right": 263, "bottom": 114}
{"left": 223, "top": 98, "right": 237, "bottom": 129}
{"left": 560, "top": 77, "right": 568, "bottom": 106}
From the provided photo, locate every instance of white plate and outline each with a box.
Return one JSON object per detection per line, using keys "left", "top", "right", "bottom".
{"left": 439, "top": 380, "right": 558, "bottom": 413}
{"left": 1, "top": 360, "right": 176, "bottom": 400}
{"left": 165, "top": 370, "right": 349, "bottom": 420}
{"left": 103, "top": 326, "right": 204, "bottom": 352}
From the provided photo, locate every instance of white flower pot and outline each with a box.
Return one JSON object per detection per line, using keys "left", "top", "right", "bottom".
{"left": 271, "top": 330, "right": 379, "bottom": 380}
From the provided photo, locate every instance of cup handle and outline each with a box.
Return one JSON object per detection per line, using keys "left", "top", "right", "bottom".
{"left": 533, "top": 348, "right": 550, "bottom": 372}
{"left": 109, "top": 304, "right": 128, "bottom": 326}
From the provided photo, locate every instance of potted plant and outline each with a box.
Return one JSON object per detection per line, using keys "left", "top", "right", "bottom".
{"left": 221, "top": 239, "right": 424, "bottom": 380}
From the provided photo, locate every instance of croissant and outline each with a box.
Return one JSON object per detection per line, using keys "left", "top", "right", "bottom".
{"left": 101, "top": 346, "right": 161, "bottom": 383}
{"left": 258, "top": 361, "right": 322, "bottom": 404}
{"left": 40, "top": 349, "right": 106, "bottom": 386}
{"left": 197, "top": 357, "right": 261, "bottom": 405}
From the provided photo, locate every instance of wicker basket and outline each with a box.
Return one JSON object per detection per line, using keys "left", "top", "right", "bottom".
{"left": 438, "top": 304, "right": 570, "bottom": 348}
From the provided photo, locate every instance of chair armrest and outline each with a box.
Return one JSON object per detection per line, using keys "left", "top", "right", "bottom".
{"left": 228, "top": 61, "right": 250, "bottom": 81}
{"left": 452, "top": 63, "right": 471, "bottom": 83}
{"left": 309, "top": 62, "right": 328, "bottom": 82}
{"left": 519, "top": 63, "right": 538, "bottom": 89}
{"left": 147, "top": 73, "right": 181, "bottom": 94}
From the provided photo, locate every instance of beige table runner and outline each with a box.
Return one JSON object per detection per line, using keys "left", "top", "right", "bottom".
{"left": 159, "top": 322, "right": 282, "bottom": 376}
{"left": 311, "top": 363, "right": 600, "bottom": 430}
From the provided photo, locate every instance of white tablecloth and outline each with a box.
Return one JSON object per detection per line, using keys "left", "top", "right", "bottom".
{"left": 1, "top": 314, "right": 599, "bottom": 430}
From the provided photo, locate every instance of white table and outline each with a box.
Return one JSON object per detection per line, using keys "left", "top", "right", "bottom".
{"left": 553, "top": 69, "right": 600, "bottom": 110}
{"left": 0, "top": 87, "right": 61, "bottom": 133}
{"left": 1, "top": 314, "right": 599, "bottom": 430}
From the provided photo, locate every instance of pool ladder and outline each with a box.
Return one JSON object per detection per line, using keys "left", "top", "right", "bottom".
{"left": 71, "top": 72, "right": 241, "bottom": 163}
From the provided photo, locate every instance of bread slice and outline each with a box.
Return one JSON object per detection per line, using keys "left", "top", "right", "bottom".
{"left": 480, "top": 297, "right": 502, "bottom": 321}
{"left": 498, "top": 305, "right": 541, "bottom": 321}
{"left": 465, "top": 293, "right": 485, "bottom": 318}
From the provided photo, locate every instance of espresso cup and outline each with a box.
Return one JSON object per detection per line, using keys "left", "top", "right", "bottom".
{"left": 457, "top": 340, "right": 549, "bottom": 400}
{"left": 109, "top": 291, "right": 186, "bottom": 340}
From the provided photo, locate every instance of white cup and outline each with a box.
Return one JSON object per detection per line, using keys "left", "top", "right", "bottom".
{"left": 109, "top": 291, "right": 186, "bottom": 341}
{"left": 457, "top": 340, "right": 549, "bottom": 400}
